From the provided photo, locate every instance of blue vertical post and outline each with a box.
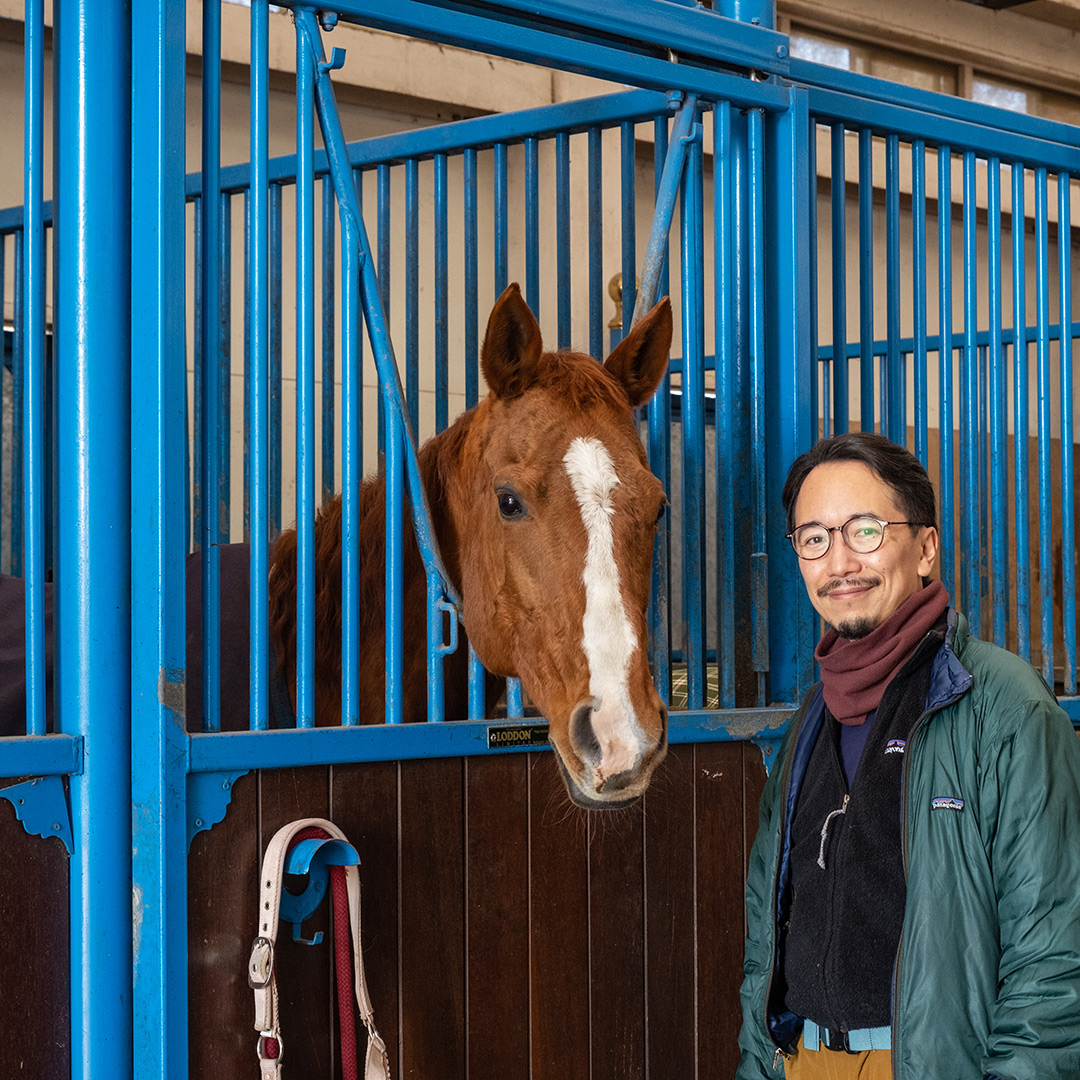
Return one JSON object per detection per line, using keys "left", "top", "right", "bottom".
{"left": 322, "top": 174, "right": 337, "bottom": 504}
{"left": 406, "top": 158, "right": 420, "bottom": 438}
{"left": 131, "top": 1, "right": 188, "bottom": 1075}
{"left": 961, "top": 153, "right": 979, "bottom": 633}
{"left": 807, "top": 117, "right": 820, "bottom": 440}
{"left": 435, "top": 153, "right": 449, "bottom": 433}
{"left": 829, "top": 123, "right": 847, "bottom": 435}
{"left": 463, "top": 148, "right": 479, "bottom": 409}
{"left": 200, "top": 0, "right": 222, "bottom": 730}
{"left": 680, "top": 120, "right": 705, "bottom": 708}
{"left": 525, "top": 137, "right": 541, "bottom": 316}
{"left": 556, "top": 132, "right": 572, "bottom": 349}
{"left": 885, "top": 135, "right": 904, "bottom": 444}
{"left": 621, "top": 121, "right": 637, "bottom": 335}
{"left": 377, "top": 163, "right": 390, "bottom": 463}
{"left": 270, "top": 183, "right": 283, "bottom": 540}
{"left": 858, "top": 128, "right": 875, "bottom": 430}
{"left": 1058, "top": 173, "right": 1075, "bottom": 694}
{"left": 23, "top": 0, "right": 46, "bottom": 736}
{"left": 911, "top": 141, "right": 928, "bottom": 467}
{"left": 987, "top": 159, "right": 1007, "bottom": 649}
{"left": 494, "top": 143, "right": 509, "bottom": 295}
{"left": 250, "top": 2, "right": 270, "bottom": 730}
{"left": 937, "top": 147, "right": 955, "bottom": 600}
{"left": 588, "top": 127, "right": 603, "bottom": 360}
{"left": 1035, "top": 168, "right": 1053, "bottom": 683}
{"left": 1011, "top": 163, "right": 1030, "bottom": 662}
{"left": 55, "top": 3, "right": 132, "bottom": 1077}
{"left": 767, "top": 85, "right": 814, "bottom": 704}
{"left": 12, "top": 232, "right": 24, "bottom": 578}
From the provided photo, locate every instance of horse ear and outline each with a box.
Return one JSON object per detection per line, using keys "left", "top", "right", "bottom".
{"left": 603, "top": 297, "right": 672, "bottom": 407}
{"left": 481, "top": 283, "right": 544, "bottom": 400}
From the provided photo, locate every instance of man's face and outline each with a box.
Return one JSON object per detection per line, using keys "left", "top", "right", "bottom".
{"left": 792, "top": 460, "right": 938, "bottom": 639}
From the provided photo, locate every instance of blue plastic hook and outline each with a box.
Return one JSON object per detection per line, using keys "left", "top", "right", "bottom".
{"left": 279, "top": 837, "right": 359, "bottom": 946}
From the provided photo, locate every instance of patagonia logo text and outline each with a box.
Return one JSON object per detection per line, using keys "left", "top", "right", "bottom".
{"left": 931, "top": 796, "right": 964, "bottom": 812}
{"left": 884, "top": 740, "right": 905, "bottom": 755}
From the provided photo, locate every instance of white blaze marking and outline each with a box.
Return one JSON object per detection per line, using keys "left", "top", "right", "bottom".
{"left": 563, "top": 436, "right": 642, "bottom": 778}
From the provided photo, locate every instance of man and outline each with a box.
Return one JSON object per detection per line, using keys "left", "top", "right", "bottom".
{"left": 736, "top": 432, "right": 1080, "bottom": 1080}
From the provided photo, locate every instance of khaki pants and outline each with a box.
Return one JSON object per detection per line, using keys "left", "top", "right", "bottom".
{"left": 783, "top": 1037, "right": 891, "bottom": 1080}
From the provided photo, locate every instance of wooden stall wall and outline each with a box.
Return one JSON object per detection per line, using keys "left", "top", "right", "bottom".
{"left": 188, "top": 742, "right": 768, "bottom": 1080}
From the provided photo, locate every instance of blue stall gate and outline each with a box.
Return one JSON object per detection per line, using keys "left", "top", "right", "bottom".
{"left": 1, "top": 0, "right": 1079, "bottom": 1077}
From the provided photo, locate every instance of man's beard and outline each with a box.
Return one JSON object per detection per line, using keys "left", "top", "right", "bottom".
{"left": 835, "top": 615, "right": 878, "bottom": 640}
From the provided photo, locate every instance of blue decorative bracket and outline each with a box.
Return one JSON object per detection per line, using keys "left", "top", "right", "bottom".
{"left": 0, "top": 776, "right": 73, "bottom": 853}
{"left": 280, "top": 836, "right": 359, "bottom": 946}
{"left": 187, "top": 770, "right": 250, "bottom": 850}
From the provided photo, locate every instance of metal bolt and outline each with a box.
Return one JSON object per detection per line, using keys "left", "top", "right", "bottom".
{"left": 777, "top": 44, "right": 789, "bottom": 59}
{"left": 194, "top": 818, "right": 204, "bottom": 828}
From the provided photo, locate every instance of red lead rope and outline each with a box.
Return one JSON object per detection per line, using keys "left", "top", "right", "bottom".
{"left": 266, "top": 827, "right": 356, "bottom": 1080}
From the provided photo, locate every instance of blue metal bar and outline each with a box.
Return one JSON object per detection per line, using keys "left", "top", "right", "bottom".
{"left": 648, "top": 111, "right": 672, "bottom": 704}
{"left": 961, "top": 152, "right": 979, "bottom": 631}
{"left": 22, "top": 0, "right": 45, "bottom": 736}
{"left": 0, "top": 734, "right": 83, "bottom": 779}
{"left": 494, "top": 143, "right": 509, "bottom": 295}
{"left": 829, "top": 123, "right": 848, "bottom": 435}
{"left": 192, "top": 196, "right": 203, "bottom": 559}
{"left": 130, "top": 1, "right": 188, "bottom": 1074}
{"left": 632, "top": 92, "right": 698, "bottom": 323}
{"left": 200, "top": 0, "right": 222, "bottom": 731}
{"left": 464, "top": 148, "right": 480, "bottom": 409}
{"left": 808, "top": 119, "right": 820, "bottom": 441}
{"left": 911, "top": 140, "right": 928, "bottom": 467}
{"left": 713, "top": 102, "right": 735, "bottom": 707}
{"left": 767, "top": 84, "right": 815, "bottom": 704}
{"left": 747, "top": 107, "right": 768, "bottom": 707}
{"left": 12, "top": 231, "right": 25, "bottom": 578}
{"left": 270, "top": 182, "right": 284, "bottom": 540}
{"left": 1059, "top": 172, "right": 1076, "bottom": 694}
{"left": 680, "top": 121, "right": 705, "bottom": 708}
{"left": 885, "top": 134, "right": 903, "bottom": 443}
{"left": 406, "top": 158, "right": 420, "bottom": 439}
{"left": 0, "top": 237, "right": 5, "bottom": 569}
{"left": 555, "top": 131, "right": 571, "bottom": 349}
{"left": 468, "top": 643, "right": 486, "bottom": 721}
{"left": 858, "top": 128, "right": 874, "bottom": 429}
{"left": 250, "top": 2, "right": 271, "bottom": 731}
{"left": 322, "top": 174, "right": 336, "bottom": 503}
{"left": 296, "top": 22, "right": 316, "bottom": 727}
{"left": 435, "top": 153, "right": 449, "bottom": 433}
{"left": 385, "top": 408, "right": 404, "bottom": 725}
{"left": 987, "top": 158, "right": 1007, "bottom": 649}
{"left": 56, "top": 3, "right": 132, "bottom": 1075}
{"left": 620, "top": 121, "right": 636, "bottom": 332}
{"left": 1011, "top": 164, "right": 1030, "bottom": 662}
{"left": 588, "top": 127, "right": 603, "bottom": 359}
{"left": 377, "top": 163, "right": 390, "bottom": 462}
{"left": 243, "top": 191, "right": 252, "bottom": 542}
{"left": 937, "top": 147, "right": 955, "bottom": 600}
{"left": 525, "top": 137, "right": 541, "bottom": 316}
{"left": 506, "top": 678, "right": 524, "bottom": 719}
{"left": 1035, "top": 168, "right": 1053, "bottom": 684}
{"left": 218, "top": 192, "right": 232, "bottom": 544}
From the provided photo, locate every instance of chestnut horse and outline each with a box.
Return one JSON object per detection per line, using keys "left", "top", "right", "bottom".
{"left": 269, "top": 283, "right": 673, "bottom": 809}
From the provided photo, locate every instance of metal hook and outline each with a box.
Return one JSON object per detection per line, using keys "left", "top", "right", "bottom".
{"left": 320, "top": 47, "right": 346, "bottom": 74}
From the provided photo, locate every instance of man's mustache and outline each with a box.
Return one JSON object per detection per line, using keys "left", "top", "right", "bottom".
{"left": 817, "top": 576, "right": 881, "bottom": 598}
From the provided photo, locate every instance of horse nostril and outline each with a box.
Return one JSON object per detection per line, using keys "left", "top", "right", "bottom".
{"left": 570, "top": 699, "right": 601, "bottom": 767}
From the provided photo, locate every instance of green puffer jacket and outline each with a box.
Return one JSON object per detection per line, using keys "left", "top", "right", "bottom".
{"left": 736, "top": 610, "right": 1080, "bottom": 1080}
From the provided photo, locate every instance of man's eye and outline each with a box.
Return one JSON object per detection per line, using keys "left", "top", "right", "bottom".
{"left": 498, "top": 491, "right": 524, "bottom": 519}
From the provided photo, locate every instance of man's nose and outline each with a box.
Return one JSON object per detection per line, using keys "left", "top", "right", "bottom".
{"left": 822, "top": 530, "right": 862, "bottom": 574}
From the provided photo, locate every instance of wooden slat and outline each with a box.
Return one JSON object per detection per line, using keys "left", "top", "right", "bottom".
{"left": 0, "top": 792, "right": 70, "bottom": 1080}
{"left": 644, "top": 743, "right": 697, "bottom": 1079}
{"left": 330, "top": 760, "right": 402, "bottom": 1079}
{"left": 695, "top": 741, "right": 746, "bottom": 1077}
{"left": 399, "top": 757, "right": 467, "bottom": 1080}
{"left": 528, "top": 753, "right": 590, "bottom": 1080}
{"left": 259, "top": 766, "right": 334, "bottom": 1076}
{"left": 188, "top": 770, "right": 259, "bottom": 1076}
{"left": 465, "top": 753, "right": 531, "bottom": 1077}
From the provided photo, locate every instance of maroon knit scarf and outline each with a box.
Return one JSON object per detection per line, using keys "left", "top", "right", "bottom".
{"left": 814, "top": 580, "right": 950, "bottom": 726}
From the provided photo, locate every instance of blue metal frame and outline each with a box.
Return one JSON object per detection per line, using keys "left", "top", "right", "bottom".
{"left": 4, "top": 5, "right": 1080, "bottom": 1078}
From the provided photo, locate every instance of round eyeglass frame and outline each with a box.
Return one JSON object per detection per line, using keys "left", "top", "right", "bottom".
{"left": 785, "top": 515, "right": 924, "bottom": 560}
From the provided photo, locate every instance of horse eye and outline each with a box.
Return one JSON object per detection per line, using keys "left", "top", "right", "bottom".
{"left": 655, "top": 502, "right": 667, "bottom": 524}
{"left": 497, "top": 490, "right": 524, "bottom": 520}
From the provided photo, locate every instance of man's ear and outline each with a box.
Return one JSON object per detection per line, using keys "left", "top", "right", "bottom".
{"left": 917, "top": 525, "right": 939, "bottom": 579}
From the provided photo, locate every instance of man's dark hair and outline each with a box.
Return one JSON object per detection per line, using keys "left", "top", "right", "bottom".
{"left": 782, "top": 431, "right": 938, "bottom": 534}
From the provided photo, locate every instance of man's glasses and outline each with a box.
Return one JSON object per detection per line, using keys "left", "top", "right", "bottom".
{"left": 786, "top": 515, "right": 923, "bottom": 560}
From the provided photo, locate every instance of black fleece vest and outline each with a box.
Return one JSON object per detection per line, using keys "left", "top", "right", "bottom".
{"left": 781, "top": 628, "right": 944, "bottom": 1031}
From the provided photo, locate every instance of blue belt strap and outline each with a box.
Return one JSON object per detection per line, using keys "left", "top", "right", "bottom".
{"left": 802, "top": 1019, "right": 891, "bottom": 1052}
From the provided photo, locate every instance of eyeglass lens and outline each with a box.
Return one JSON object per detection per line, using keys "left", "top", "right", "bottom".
{"left": 792, "top": 516, "right": 885, "bottom": 559}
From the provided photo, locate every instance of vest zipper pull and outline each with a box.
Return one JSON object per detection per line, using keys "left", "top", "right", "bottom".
{"left": 817, "top": 793, "right": 850, "bottom": 870}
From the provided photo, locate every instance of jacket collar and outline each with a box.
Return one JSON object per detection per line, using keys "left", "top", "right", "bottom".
{"left": 924, "top": 608, "right": 974, "bottom": 713}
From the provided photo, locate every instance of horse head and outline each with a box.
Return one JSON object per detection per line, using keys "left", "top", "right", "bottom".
{"left": 448, "top": 283, "right": 672, "bottom": 809}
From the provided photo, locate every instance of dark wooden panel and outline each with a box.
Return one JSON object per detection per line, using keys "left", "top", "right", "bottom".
{"left": 259, "top": 767, "right": 334, "bottom": 1076}
{"left": 399, "top": 757, "right": 466, "bottom": 1080}
{"left": 331, "top": 760, "right": 402, "bottom": 1080}
{"left": 589, "top": 799, "right": 646, "bottom": 1080}
{"left": 465, "top": 753, "right": 531, "bottom": 1078}
{"left": 528, "top": 752, "right": 590, "bottom": 1080}
{"left": 188, "top": 769, "right": 259, "bottom": 1077}
{"left": 0, "top": 789, "right": 70, "bottom": 1080}
{"left": 644, "top": 744, "right": 697, "bottom": 1080}
{"left": 695, "top": 742, "right": 748, "bottom": 1078}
